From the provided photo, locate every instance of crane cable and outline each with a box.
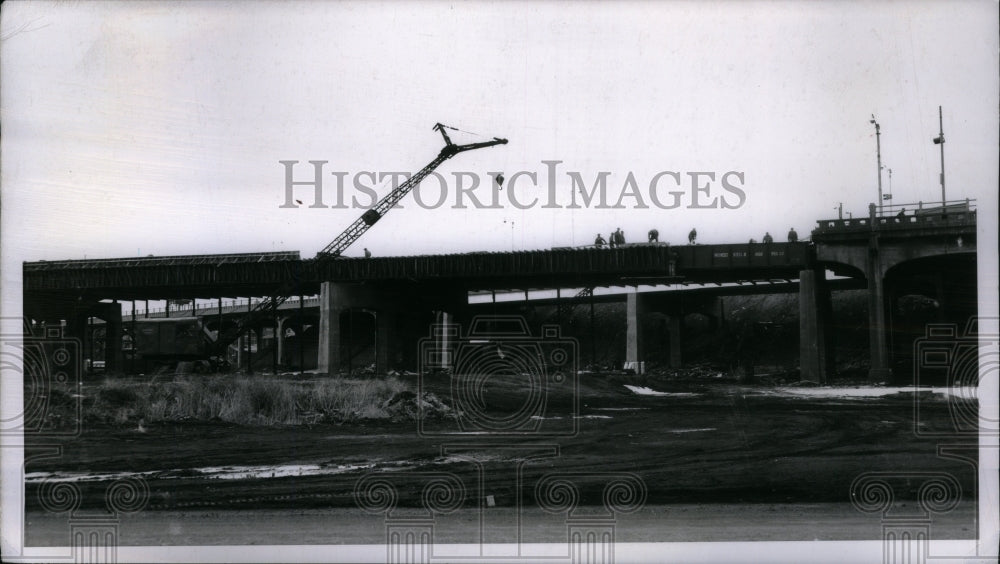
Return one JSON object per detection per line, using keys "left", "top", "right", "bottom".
{"left": 436, "top": 123, "right": 486, "bottom": 138}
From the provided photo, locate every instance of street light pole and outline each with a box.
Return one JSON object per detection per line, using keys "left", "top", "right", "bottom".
{"left": 871, "top": 115, "right": 884, "bottom": 216}
{"left": 933, "top": 105, "right": 946, "bottom": 208}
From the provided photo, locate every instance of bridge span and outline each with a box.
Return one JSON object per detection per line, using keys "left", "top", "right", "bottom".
{"left": 22, "top": 201, "right": 978, "bottom": 384}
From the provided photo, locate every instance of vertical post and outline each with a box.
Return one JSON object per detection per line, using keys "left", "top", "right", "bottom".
{"left": 131, "top": 301, "right": 136, "bottom": 374}
{"left": 246, "top": 298, "right": 253, "bottom": 375}
{"left": 625, "top": 291, "right": 644, "bottom": 375}
{"left": 867, "top": 224, "right": 891, "bottom": 383}
{"left": 165, "top": 300, "right": 170, "bottom": 319}
{"left": 88, "top": 316, "right": 94, "bottom": 374}
{"left": 937, "top": 105, "right": 946, "bottom": 208}
{"left": 144, "top": 299, "right": 149, "bottom": 319}
{"left": 589, "top": 293, "right": 596, "bottom": 367}
{"left": 348, "top": 308, "right": 354, "bottom": 376}
{"left": 299, "top": 293, "right": 305, "bottom": 375}
{"left": 318, "top": 282, "right": 343, "bottom": 375}
{"left": 872, "top": 116, "right": 884, "bottom": 216}
{"left": 667, "top": 315, "right": 682, "bottom": 368}
{"left": 556, "top": 288, "right": 562, "bottom": 325}
{"left": 272, "top": 300, "right": 279, "bottom": 374}
{"left": 799, "top": 269, "right": 831, "bottom": 384}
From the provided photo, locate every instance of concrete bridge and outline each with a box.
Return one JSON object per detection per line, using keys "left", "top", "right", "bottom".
{"left": 22, "top": 201, "right": 978, "bottom": 383}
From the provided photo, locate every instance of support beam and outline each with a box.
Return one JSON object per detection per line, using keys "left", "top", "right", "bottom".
{"left": 625, "top": 292, "right": 645, "bottom": 374}
{"left": 666, "top": 315, "right": 682, "bottom": 368}
{"left": 375, "top": 310, "right": 396, "bottom": 375}
{"left": 246, "top": 299, "right": 254, "bottom": 375}
{"left": 276, "top": 316, "right": 287, "bottom": 370}
{"left": 298, "top": 294, "right": 305, "bottom": 375}
{"left": 867, "top": 270, "right": 892, "bottom": 383}
{"left": 102, "top": 305, "right": 123, "bottom": 373}
{"left": 799, "top": 269, "right": 831, "bottom": 384}
{"left": 318, "top": 282, "right": 343, "bottom": 375}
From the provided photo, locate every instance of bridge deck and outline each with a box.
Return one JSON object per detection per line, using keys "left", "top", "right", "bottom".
{"left": 24, "top": 243, "right": 813, "bottom": 301}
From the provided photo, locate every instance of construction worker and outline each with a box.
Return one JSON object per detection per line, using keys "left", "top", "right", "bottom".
{"left": 594, "top": 234, "right": 606, "bottom": 248}
{"left": 787, "top": 228, "right": 798, "bottom": 242}
{"left": 763, "top": 232, "right": 773, "bottom": 244}
{"left": 608, "top": 231, "right": 617, "bottom": 248}
{"left": 648, "top": 229, "right": 659, "bottom": 243}
{"left": 688, "top": 228, "right": 697, "bottom": 244}
{"left": 615, "top": 228, "right": 626, "bottom": 246}
{"left": 364, "top": 248, "right": 372, "bottom": 258}
{"left": 896, "top": 208, "right": 907, "bottom": 220}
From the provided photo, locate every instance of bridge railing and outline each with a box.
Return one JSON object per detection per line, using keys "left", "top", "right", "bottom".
{"left": 671, "top": 242, "right": 811, "bottom": 270}
{"left": 25, "top": 251, "right": 302, "bottom": 271}
{"left": 814, "top": 199, "right": 976, "bottom": 233}
{"left": 125, "top": 295, "right": 321, "bottom": 318}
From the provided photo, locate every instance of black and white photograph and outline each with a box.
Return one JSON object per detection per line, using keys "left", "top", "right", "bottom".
{"left": 1, "top": 2, "right": 997, "bottom": 562}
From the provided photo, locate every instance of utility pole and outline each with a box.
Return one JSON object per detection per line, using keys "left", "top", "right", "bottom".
{"left": 870, "top": 115, "right": 884, "bottom": 216}
{"left": 886, "top": 168, "right": 892, "bottom": 204}
{"left": 933, "top": 106, "right": 946, "bottom": 207}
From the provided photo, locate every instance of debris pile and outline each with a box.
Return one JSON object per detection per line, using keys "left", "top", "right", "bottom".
{"left": 381, "top": 390, "right": 454, "bottom": 421}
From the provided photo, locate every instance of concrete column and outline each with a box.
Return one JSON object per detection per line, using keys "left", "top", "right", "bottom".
{"left": 435, "top": 310, "right": 455, "bottom": 370}
{"left": 667, "top": 315, "right": 682, "bottom": 368}
{"left": 867, "top": 206, "right": 892, "bottom": 383}
{"left": 375, "top": 310, "right": 396, "bottom": 375}
{"left": 625, "top": 292, "right": 645, "bottom": 374}
{"left": 866, "top": 267, "right": 892, "bottom": 383}
{"left": 276, "top": 317, "right": 287, "bottom": 367}
{"left": 318, "top": 281, "right": 343, "bottom": 374}
{"left": 104, "top": 309, "right": 123, "bottom": 373}
{"left": 867, "top": 273, "right": 892, "bottom": 382}
{"left": 799, "top": 269, "right": 830, "bottom": 384}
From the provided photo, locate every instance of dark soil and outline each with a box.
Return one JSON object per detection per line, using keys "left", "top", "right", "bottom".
{"left": 25, "top": 371, "right": 975, "bottom": 514}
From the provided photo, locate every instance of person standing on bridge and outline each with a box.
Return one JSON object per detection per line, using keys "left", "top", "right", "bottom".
{"left": 594, "top": 234, "right": 606, "bottom": 248}
{"left": 787, "top": 228, "right": 798, "bottom": 242}
{"left": 688, "top": 228, "right": 697, "bottom": 244}
{"left": 364, "top": 248, "right": 372, "bottom": 258}
{"left": 763, "top": 232, "right": 773, "bottom": 244}
{"left": 648, "top": 229, "right": 659, "bottom": 243}
{"left": 615, "top": 228, "right": 626, "bottom": 246}
{"left": 608, "top": 231, "right": 617, "bottom": 248}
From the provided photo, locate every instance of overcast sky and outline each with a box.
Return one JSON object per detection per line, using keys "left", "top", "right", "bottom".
{"left": 2, "top": 0, "right": 997, "bottom": 264}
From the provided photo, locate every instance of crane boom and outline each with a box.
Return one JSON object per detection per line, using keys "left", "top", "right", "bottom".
{"left": 207, "top": 124, "right": 508, "bottom": 359}
{"left": 315, "top": 123, "right": 507, "bottom": 259}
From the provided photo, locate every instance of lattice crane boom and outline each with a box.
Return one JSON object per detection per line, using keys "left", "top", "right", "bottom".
{"left": 208, "top": 124, "right": 508, "bottom": 358}
{"left": 315, "top": 123, "right": 507, "bottom": 259}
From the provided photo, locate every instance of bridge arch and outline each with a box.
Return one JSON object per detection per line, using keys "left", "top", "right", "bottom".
{"left": 884, "top": 253, "right": 977, "bottom": 384}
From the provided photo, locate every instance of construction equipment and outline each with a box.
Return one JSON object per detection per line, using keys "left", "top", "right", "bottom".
{"left": 207, "top": 123, "right": 508, "bottom": 358}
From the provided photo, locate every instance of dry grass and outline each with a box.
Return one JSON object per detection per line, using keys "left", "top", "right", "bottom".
{"left": 89, "top": 375, "right": 411, "bottom": 426}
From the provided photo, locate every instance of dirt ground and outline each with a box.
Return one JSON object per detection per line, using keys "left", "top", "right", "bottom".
{"left": 23, "top": 373, "right": 979, "bottom": 546}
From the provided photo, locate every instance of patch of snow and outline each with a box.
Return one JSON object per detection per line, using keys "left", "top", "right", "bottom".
{"left": 25, "top": 462, "right": 378, "bottom": 484}
{"left": 772, "top": 386, "right": 978, "bottom": 399}
{"left": 624, "top": 385, "right": 699, "bottom": 397}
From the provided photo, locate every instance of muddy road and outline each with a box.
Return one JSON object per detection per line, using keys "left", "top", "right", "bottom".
{"left": 23, "top": 374, "right": 978, "bottom": 545}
